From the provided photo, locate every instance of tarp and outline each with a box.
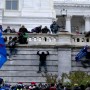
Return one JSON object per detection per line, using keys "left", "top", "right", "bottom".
{"left": 0, "top": 31, "right": 7, "bottom": 68}
{"left": 75, "top": 46, "right": 88, "bottom": 61}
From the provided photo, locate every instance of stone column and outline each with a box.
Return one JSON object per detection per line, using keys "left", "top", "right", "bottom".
{"left": 58, "top": 48, "right": 71, "bottom": 79}
{"left": 0, "top": 0, "right": 3, "bottom": 9}
{"left": 84, "top": 16, "right": 90, "bottom": 32}
{"left": 65, "top": 15, "right": 72, "bottom": 33}
{"left": 0, "top": 9, "right": 3, "bottom": 24}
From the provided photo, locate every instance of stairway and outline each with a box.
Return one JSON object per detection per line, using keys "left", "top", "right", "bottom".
{"left": 0, "top": 47, "right": 58, "bottom": 85}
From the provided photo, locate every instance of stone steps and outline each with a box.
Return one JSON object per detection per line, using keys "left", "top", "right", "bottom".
{"left": 0, "top": 47, "right": 58, "bottom": 84}
{"left": 1, "top": 47, "right": 89, "bottom": 84}
{"left": 1, "top": 65, "right": 58, "bottom": 71}
{"left": 4, "top": 60, "right": 58, "bottom": 66}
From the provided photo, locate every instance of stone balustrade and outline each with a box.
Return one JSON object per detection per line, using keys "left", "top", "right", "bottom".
{"left": 3, "top": 33, "right": 90, "bottom": 47}
{"left": 72, "top": 34, "right": 90, "bottom": 46}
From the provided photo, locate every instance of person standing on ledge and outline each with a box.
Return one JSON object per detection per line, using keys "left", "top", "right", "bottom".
{"left": 37, "top": 51, "right": 49, "bottom": 73}
{"left": 50, "top": 21, "right": 60, "bottom": 34}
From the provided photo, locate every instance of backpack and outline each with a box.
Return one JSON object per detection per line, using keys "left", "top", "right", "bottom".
{"left": 23, "top": 33, "right": 28, "bottom": 38}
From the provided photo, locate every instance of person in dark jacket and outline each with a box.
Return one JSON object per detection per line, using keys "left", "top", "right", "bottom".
{"left": 18, "top": 25, "right": 29, "bottom": 44}
{"left": 3, "top": 26, "right": 12, "bottom": 33}
{"left": 37, "top": 51, "right": 49, "bottom": 73}
{"left": 41, "top": 26, "right": 50, "bottom": 33}
{"left": 8, "top": 37, "right": 18, "bottom": 59}
{"left": 35, "top": 25, "right": 42, "bottom": 33}
{"left": 19, "top": 25, "right": 29, "bottom": 33}
{"left": 85, "top": 31, "right": 90, "bottom": 37}
{"left": 0, "top": 78, "right": 3, "bottom": 85}
{"left": 50, "top": 21, "right": 60, "bottom": 34}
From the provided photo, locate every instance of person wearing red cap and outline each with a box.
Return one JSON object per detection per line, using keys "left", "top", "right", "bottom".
{"left": 31, "top": 82, "right": 36, "bottom": 85}
{"left": 28, "top": 82, "right": 37, "bottom": 90}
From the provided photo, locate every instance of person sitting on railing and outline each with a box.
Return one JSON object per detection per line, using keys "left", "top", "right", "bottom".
{"left": 19, "top": 25, "right": 30, "bottom": 33}
{"left": 41, "top": 26, "right": 50, "bottom": 33}
{"left": 18, "top": 32, "right": 28, "bottom": 44}
{"left": 18, "top": 25, "right": 29, "bottom": 44}
{"left": 31, "top": 25, "right": 42, "bottom": 33}
{"left": 11, "top": 28, "right": 16, "bottom": 33}
{"left": 31, "top": 28, "right": 36, "bottom": 33}
{"left": 50, "top": 21, "right": 60, "bottom": 34}
{"left": 3, "top": 26, "right": 12, "bottom": 33}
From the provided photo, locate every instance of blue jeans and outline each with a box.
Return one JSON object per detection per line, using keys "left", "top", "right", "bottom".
{"left": 39, "top": 61, "right": 47, "bottom": 72}
{"left": 9, "top": 48, "right": 17, "bottom": 57}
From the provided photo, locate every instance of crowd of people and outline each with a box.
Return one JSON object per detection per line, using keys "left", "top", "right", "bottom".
{"left": 0, "top": 77, "right": 90, "bottom": 90}
{"left": 1, "top": 21, "right": 64, "bottom": 54}
{"left": 0, "top": 22, "right": 62, "bottom": 61}
{"left": 2, "top": 21, "right": 62, "bottom": 34}
{"left": 0, "top": 24, "right": 51, "bottom": 72}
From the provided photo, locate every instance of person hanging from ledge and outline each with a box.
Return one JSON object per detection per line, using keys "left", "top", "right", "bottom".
{"left": 31, "top": 25, "right": 42, "bottom": 33}
{"left": 50, "top": 21, "right": 60, "bottom": 34}
{"left": 37, "top": 51, "right": 49, "bottom": 73}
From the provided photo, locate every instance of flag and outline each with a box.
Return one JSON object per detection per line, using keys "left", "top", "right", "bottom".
{"left": 0, "top": 31, "right": 7, "bottom": 68}
{"left": 75, "top": 46, "right": 88, "bottom": 61}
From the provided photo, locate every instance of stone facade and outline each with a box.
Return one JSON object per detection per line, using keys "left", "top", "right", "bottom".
{"left": 0, "top": 0, "right": 90, "bottom": 33}
{"left": 0, "top": 0, "right": 90, "bottom": 84}
{"left": 2, "top": 33, "right": 90, "bottom": 84}
{"left": 0, "top": 0, "right": 55, "bottom": 31}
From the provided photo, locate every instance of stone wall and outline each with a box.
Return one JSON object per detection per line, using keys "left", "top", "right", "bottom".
{"left": 1, "top": 33, "right": 90, "bottom": 84}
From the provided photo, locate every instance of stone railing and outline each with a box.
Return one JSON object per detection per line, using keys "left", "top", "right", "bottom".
{"left": 3, "top": 33, "right": 90, "bottom": 47}
{"left": 71, "top": 34, "right": 90, "bottom": 46}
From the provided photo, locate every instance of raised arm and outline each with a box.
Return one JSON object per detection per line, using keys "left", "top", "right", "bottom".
{"left": 37, "top": 51, "right": 40, "bottom": 55}
{"left": 47, "top": 51, "right": 49, "bottom": 55}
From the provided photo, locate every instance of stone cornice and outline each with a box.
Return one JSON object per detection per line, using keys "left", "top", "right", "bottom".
{"left": 54, "top": 2, "right": 90, "bottom": 8}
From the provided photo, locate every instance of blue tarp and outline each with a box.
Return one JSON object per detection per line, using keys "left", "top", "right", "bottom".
{"left": 0, "top": 31, "right": 7, "bottom": 68}
{"left": 75, "top": 46, "right": 88, "bottom": 61}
